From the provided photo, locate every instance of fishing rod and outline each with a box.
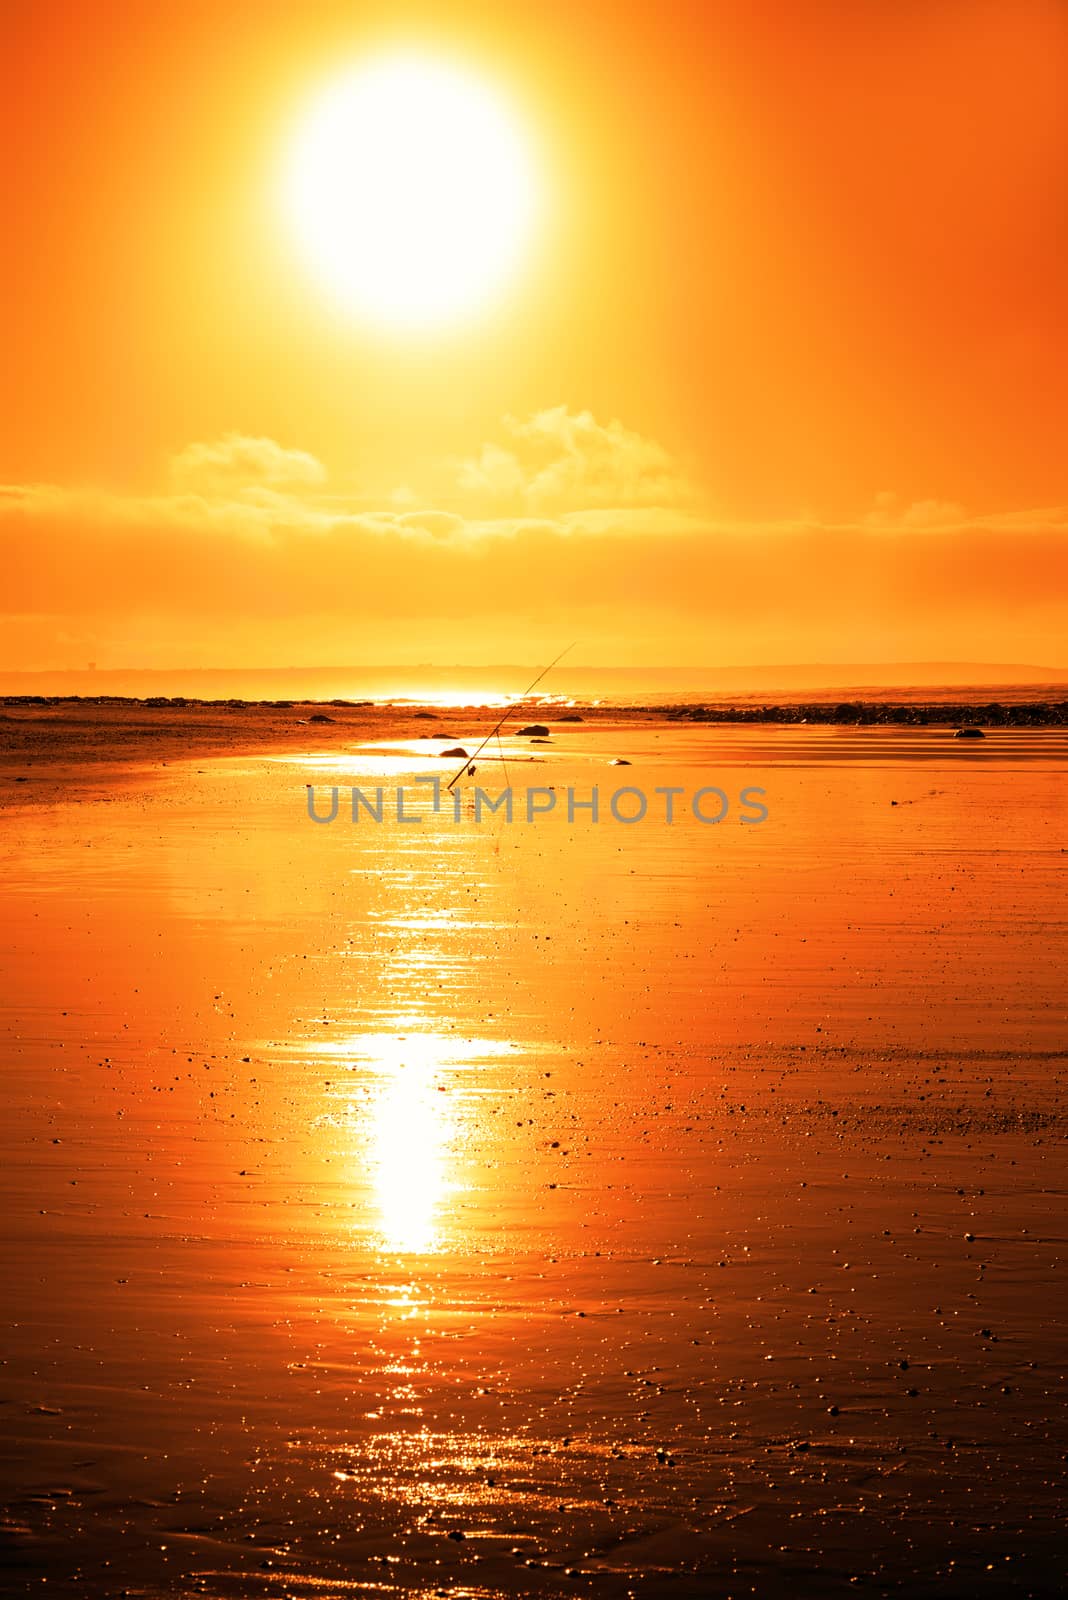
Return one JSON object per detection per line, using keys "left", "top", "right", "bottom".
{"left": 445, "top": 642, "right": 576, "bottom": 790}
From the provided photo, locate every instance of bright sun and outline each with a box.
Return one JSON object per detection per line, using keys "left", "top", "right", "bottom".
{"left": 283, "top": 52, "right": 539, "bottom": 331}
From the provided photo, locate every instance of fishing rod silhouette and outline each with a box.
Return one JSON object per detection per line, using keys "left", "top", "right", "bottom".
{"left": 445, "top": 643, "right": 576, "bottom": 791}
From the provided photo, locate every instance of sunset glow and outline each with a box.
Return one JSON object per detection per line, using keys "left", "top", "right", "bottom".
{"left": 4, "top": 7, "right": 1068, "bottom": 1595}
{"left": 3, "top": 5, "right": 1067, "bottom": 673}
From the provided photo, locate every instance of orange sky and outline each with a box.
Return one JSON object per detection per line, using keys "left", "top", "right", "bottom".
{"left": 2, "top": 0, "right": 1067, "bottom": 670}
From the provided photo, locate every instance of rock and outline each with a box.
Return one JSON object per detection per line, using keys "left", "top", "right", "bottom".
{"left": 517, "top": 723, "right": 550, "bottom": 736}
{"left": 308, "top": 713, "right": 334, "bottom": 724}
{"left": 954, "top": 726, "right": 985, "bottom": 738}
{"left": 610, "top": 757, "right": 631, "bottom": 766}
{"left": 440, "top": 746, "right": 469, "bottom": 758}
{"left": 558, "top": 713, "right": 584, "bottom": 722}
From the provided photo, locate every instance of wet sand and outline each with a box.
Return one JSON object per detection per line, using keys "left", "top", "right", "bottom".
{"left": 1, "top": 707, "right": 1066, "bottom": 1597}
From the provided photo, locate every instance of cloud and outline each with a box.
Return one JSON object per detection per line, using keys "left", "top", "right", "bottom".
{"left": 863, "top": 492, "right": 969, "bottom": 531}
{"left": 2, "top": 427, "right": 1067, "bottom": 668}
{"left": 395, "top": 510, "right": 468, "bottom": 540}
{"left": 3, "top": 470, "right": 1066, "bottom": 629}
{"left": 170, "top": 433, "right": 327, "bottom": 493}
{"left": 456, "top": 406, "right": 695, "bottom": 513}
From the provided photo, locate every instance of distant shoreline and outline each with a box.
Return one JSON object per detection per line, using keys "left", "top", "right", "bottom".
{"left": 1, "top": 661, "right": 1066, "bottom": 704}
{"left": 3, "top": 693, "right": 1067, "bottom": 725}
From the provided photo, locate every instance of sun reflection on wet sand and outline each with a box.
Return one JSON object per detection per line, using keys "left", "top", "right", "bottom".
{"left": 364, "top": 1033, "right": 454, "bottom": 1254}
{"left": 313, "top": 1028, "right": 521, "bottom": 1255}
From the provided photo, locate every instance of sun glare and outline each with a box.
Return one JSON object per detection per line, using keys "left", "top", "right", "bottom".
{"left": 282, "top": 52, "right": 539, "bottom": 330}
{"left": 361, "top": 1032, "right": 456, "bottom": 1254}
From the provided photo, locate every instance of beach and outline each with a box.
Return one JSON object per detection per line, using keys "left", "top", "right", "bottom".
{"left": 1, "top": 703, "right": 1065, "bottom": 1597}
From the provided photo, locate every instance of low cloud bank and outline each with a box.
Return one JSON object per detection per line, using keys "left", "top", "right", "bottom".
{"left": 3, "top": 412, "right": 1066, "bottom": 667}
